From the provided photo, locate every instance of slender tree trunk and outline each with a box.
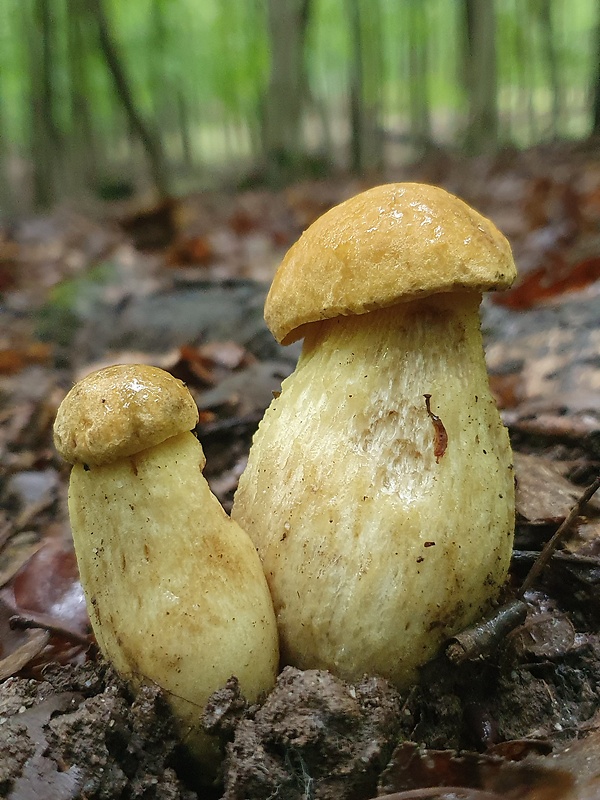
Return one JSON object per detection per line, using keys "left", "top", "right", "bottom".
{"left": 0, "top": 80, "right": 11, "bottom": 212}
{"left": 89, "top": 0, "right": 170, "bottom": 197}
{"left": 514, "top": 1, "right": 538, "bottom": 143}
{"left": 408, "top": 0, "right": 432, "bottom": 148}
{"left": 347, "top": 0, "right": 384, "bottom": 174}
{"left": 67, "top": 0, "right": 98, "bottom": 192}
{"left": 592, "top": 7, "right": 600, "bottom": 135}
{"left": 463, "top": 0, "right": 498, "bottom": 153}
{"left": 361, "top": 0, "right": 385, "bottom": 171}
{"left": 177, "top": 90, "right": 193, "bottom": 168}
{"left": 262, "top": 0, "right": 311, "bottom": 181}
{"left": 537, "top": 0, "right": 562, "bottom": 138}
{"left": 29, "top": 0, "right": 63, "bottom": 207}
{"left": 347, "top": 0, "right": 364, "bottom": 173}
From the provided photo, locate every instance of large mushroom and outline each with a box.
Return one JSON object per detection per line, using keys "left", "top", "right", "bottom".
{"left": 53, "top": 364, "right": 279, "bottom": 763}
{"left": 232, "top": 182, "right": 516, "bottom": 687}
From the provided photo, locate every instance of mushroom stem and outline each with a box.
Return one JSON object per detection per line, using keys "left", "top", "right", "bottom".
{"left": 232, "top": 291, "right": 514, "bottom": 686}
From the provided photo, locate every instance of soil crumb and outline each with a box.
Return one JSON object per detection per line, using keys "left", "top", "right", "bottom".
{"left": 206, "top": 666, "right": 403, "bottom": 800}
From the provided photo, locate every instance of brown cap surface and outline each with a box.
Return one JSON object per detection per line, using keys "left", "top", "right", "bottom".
{"left": 265, "top": 182, "right": 516, "bottom": 344}
{"left": 54, "top": 364, "right": 199, "bottom": 466}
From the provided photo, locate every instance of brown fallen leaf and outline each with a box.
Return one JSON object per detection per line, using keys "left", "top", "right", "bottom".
{"left": 514, "top": 453, "right": 600, "bottom": 524}
{"left": 12, "top": 536, "right": 89, "bottom": 636}
{"left": 0, "top": 533, "right": 44, "bottom": 590}
{"left": 119, "top": 196, "right": 180, "bottom": 251}
{"left": 506, "top": 413, "right": 600, "bottom": 451}
{"left": 377, "top": 730, "right": 600, "bottom": 799}
{"left": 0, "top": 535, "right": 92, "bottom": 672}
{"left": 0, "top": 341, "right": 52, "bottom": 374}
{"left": 378, "top": 741, "right": 574, "bottom": 799}
{"left": 172, "top": 340, "right": 257, "bottom": 389}
{"left": 497, "top": 256, "right": 600, "bottom": 310}
{"left": 507, "top": 600, "right": 583, "bottom": 661}
{"left": 544, "top": 729, "right": 600, "bottom": 799}
{"left": 0, "top": 597, "right": 50, "bottom": 681}
{"left": 165, "top": 234, "right": 214, "bottom": 266}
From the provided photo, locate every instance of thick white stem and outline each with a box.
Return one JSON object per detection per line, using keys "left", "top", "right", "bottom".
{"left": 233, "top": 292, "right": 514, "bottom": 686}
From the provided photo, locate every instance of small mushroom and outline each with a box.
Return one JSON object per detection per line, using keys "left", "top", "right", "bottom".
{"left": 232, "top": 183, "right": 517, "bottom": 687}
{"left": 53, "top": 364, "right": 278, "bottom": 763}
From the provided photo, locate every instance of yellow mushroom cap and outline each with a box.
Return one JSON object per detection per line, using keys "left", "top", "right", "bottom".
{"left": 265, "top": 182, "right": 516, "bottom": 344}
{"left": 53, "top": 364, "right": 199, "bottom": 466}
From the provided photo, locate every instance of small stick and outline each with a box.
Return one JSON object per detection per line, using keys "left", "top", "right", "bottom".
{"left": 444, "top": 475, "right": 600, "bottom": 664}
{"left": 512, "top": 549, "right": 600, "bottom": 568}
{"left": 446, "top": 599, "right": 528, "bottom": 665}
{"left": 10, "top": 612, "right": 92, "bottom": 648}
{"left": 519, "top": 474, "right": 600, "bottom": 596}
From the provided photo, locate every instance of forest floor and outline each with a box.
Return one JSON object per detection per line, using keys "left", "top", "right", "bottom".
{"left": 0, "top": 141, "right": 600, "bottom": 799}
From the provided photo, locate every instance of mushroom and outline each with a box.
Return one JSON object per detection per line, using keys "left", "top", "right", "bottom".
{"left": 232, "top": 183, "right": 516, "bottom": 687}
{"left": 53, "top": 364, "right": 279, "bottom": 763}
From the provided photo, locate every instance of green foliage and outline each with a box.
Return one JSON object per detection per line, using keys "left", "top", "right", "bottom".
{"left": 0, "top": 0, "right": 598, "bottom": 204}
{"left": 36, "top": 262, "right": 117, "bottom": 348}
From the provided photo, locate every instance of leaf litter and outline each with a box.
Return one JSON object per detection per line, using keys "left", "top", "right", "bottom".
{"left": 0, "top": 142, "right": 600, "bottom": 797}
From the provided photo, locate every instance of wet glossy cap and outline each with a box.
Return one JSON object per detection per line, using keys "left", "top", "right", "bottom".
{"left": 265, "top": 182, "right": 516, "bottom": 344}
{"left": 54, "top": 364, "right": 199, "bottom": 466}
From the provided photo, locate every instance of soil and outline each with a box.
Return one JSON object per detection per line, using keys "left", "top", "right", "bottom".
{"left": 0, "top": 662, "right": 196, "bottom": 799}
{"left": 2, "top": 590, "right": 600, "bottom": 799}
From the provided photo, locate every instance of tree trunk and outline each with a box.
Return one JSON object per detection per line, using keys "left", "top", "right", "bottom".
{"left": 347, "top": 0, "right": 364, "bottom": 173}
{"left": 29, "top": 0, "right": 62, "bottom": 207}
{"left": 67, "top": 0, "right": 99, "bottom": 192}
{"left": 89, "top": 0, "right": 170, "bottom": 197}
{"left": 347, "top": 0, "right": 384, "bottom": 174}
{"left": 362, "top": 0, "right": 384, "bottom": 171}
{"left": 536, "top": 0, "right": 562, "bottom": 138}
{"left": 177, "top": 90, "right": 193, "bottom": 168}
{"left": 463, "top": 0, "right": 498, "bottom": 153}
{"left": 408, "top": 0, "right": 432, "bottom": 148}
{"left": 514, "top": 0, "right": 538, "bottom": 143}
{"left": 592, "top": 6, "right": 600, "bottom": 135}
{"left": 262, "top": 0, "right": 311, "bottom": 182}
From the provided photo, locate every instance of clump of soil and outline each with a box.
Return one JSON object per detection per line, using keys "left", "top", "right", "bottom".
{"left": 2, "top": 592, "right": 600, "bottom": 799}
{"left": 0, "top": 661, "right": 196, "bottom": 799}
{"left": 202, "top": 599, "right": 600, "bottom": 798}
{"left": 205, "top": 666, "right": 403, "bottom": 800}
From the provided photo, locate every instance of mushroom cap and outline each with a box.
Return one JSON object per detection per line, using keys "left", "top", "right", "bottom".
{"left": 54, "top": 364, "right": 199, "bottom": 466}
{"left": 265, "top": 182, "right": 516, "bottom": 344}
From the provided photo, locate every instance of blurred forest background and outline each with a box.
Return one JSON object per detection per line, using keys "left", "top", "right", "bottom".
{"left": 2, "top": 0, "right": 600, "bottom": 212}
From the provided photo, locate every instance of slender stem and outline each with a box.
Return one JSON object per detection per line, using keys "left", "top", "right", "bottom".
{"left": 519, "top": 474, "right": 600, "bottom": 596}
{"left": 10, "top": 612, "right": 92, "bottom": 648}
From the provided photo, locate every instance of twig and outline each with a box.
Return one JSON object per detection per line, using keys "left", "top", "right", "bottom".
{"left": 519, "top": 473, "right": 600, "bottom": 596}
{"left": 10, "top": 612, "right": 92, "bottom": 648}
{"left": 446, "top": 599, "right": 527, "bottom": 665}
{"left": 512, "top": 549, "right": 600, "bottom": 568}
{"left": 444, "top": 473, "right": 600, "bottom": 665}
